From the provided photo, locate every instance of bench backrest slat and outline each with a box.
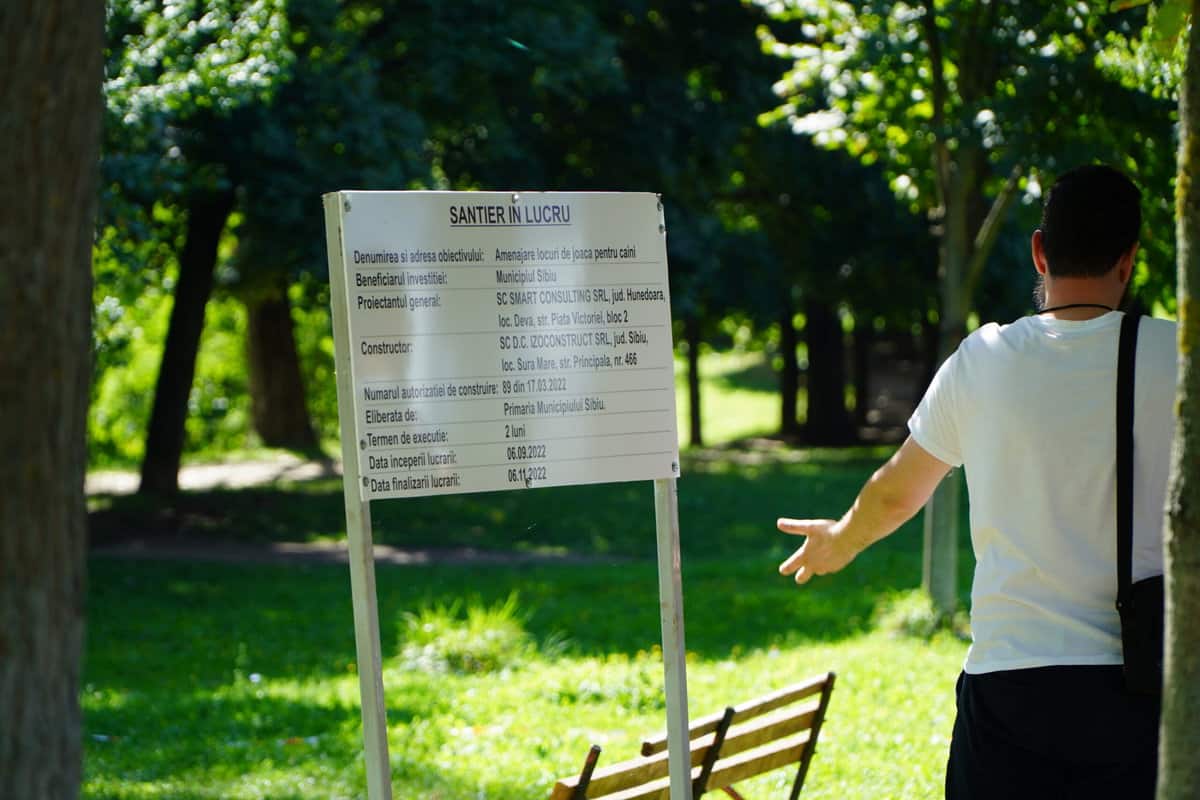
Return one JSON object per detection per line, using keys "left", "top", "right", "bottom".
{"left": 716, "top": 699, "right": 819, "bottom": 761}
{"left": 640, "top": 673, "right": 831, "bottom": 757}
{"left": 550, "top": 672, "right": 834, "bottom": 800}
{"left": 552, "top": 731, "right": 711, "bottom": 799}
{"left": 704, "top": 731, "right": 812, "bottom": 793}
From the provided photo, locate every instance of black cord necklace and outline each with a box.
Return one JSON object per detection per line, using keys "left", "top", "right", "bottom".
{"left": 1038, "top": 302, "right": 1115, "bottom": 314}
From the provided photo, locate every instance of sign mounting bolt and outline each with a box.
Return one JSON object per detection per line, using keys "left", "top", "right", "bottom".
{"left": 343, "top": 197, "right": 352, "bottom": 213}
{"left": 511, "top": 193, "right": 520, "bottom": 204}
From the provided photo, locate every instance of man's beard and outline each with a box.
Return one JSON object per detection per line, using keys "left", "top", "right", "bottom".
{"left": 1033, "top": 274, "right": 1046, "bottom": 311}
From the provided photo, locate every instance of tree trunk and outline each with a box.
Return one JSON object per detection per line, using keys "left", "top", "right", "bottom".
{"left": 803, "top": 299, "right": 853, "bottom": 445}
{"left": 921, "top": 153, "right": 977, "bottom": 617}
{"left": 0, "top": 2, "right": 102, "bottom": 797}
{"left": 853, "top": 318, "right": 874, "bottom": 429}
{"left": 245, "top": 282, "right": 318, "bottom": 451}
{"left": 138, "top": 190, "right": 235, "bottom": 496}
{"left": 1159, "top": 5, "right": 1200, "bottom": 795}
{"left": 685, "top": 314, "right": 703, "bottom": 447}
{"left": 779, "top": 298, "right": 801, "bottom": 438}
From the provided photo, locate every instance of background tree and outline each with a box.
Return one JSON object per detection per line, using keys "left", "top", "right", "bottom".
{"left": 103, "top": 0, "right": 295, "bottom": 495}
{"left": 739, "top": 125, "right": 937, "bottom": 442}
{"left": 232, "top": 0, "right": 427, "bottom": 452}
{"left": 1160, "top": 2, "right": 1200, "bottom": 795}
{"left": 587, "top": 0, "right": 786, "bottom": 446}
{"left": 368, "top": 0, "right": 786, "bottom": 445}
{"left": 0, "top": 1, "right": 103, "bottom": 796}
{"left": 761, "top": 0, "right": 1175, "bottom": 613}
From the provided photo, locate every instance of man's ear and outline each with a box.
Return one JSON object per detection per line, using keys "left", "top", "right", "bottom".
{"left": 1031, "top": 229, "right": 1049, "bottom": 276}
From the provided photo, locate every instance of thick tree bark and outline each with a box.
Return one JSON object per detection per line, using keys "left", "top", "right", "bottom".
{"left": 245, "top": 282, "right": 318, "bottom": 450}
{"left": 803, "top": 299, "right": 854, "bottom": 445}
{"left": 779, "top": 299, "right": 801, "bottom": 438}
{"left": 0, "top": 2, "right": 102, "bottom": 797}
{"left": 684, "top": 314, "right": 703, "bottom": 447}
{"left": 1159, "top": 5, "right": 1200, "bottom": 796}
{"left": 138, "top": 190, "right": 235, "bottom": 496}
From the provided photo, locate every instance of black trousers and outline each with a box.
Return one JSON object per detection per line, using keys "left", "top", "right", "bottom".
{"left": 945, "top": 666, "right": 1160, "bottom": 800}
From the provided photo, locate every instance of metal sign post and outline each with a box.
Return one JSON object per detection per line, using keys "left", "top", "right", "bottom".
{"left": 325, "top": 199, "right": 393, "bottom": 799}
{"left": 323, "top": 190, "right": 690, "bottom": 799}
{"left": 655, "top": 477, "right": 692, "bottom": 800}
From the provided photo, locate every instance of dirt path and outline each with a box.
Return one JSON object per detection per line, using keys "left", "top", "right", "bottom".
{"left": 90, "top": 534, "right": 611, "bottom": 567}
{"left": 86, "top": 452, "right": 341, "bottom": 496}
{"left": 87, "top": 454, "right": 616, "bottom": 566}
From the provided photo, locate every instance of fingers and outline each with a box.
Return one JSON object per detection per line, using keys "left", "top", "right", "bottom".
{"left": 779, "top": 544, "right": 806, "bottom": 575}
{"left": 778, "top": 518, "right": 837, "bottom": 537}
{"left": 777, "top": 518, "right": 836, "bottom": 586}
{"left": 777, "top": 517, "right": 818, "bottom": 536}
{"left": 779, "top": 550, "right": 813, "bottom": 584}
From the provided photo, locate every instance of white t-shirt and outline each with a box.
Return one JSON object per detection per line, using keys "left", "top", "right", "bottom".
{"left": 909, "top": 312, "right": 1177, "bottom": 674}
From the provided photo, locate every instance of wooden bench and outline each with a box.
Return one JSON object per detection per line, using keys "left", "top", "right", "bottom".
{"left": 550, "top": 671, "right": 835, "bottom": 800}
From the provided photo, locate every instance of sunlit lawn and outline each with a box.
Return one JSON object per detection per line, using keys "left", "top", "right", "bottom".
{"left": 85, "top": 554, "right": 967, "bottom": 800}
{"left": 674, "top": 349, "right": 785, "bottom": 445}
{"left": 85, "top": 349, "right": 972, "bottom": 799}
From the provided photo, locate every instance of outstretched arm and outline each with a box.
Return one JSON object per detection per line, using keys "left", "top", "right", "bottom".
{"left": 778, "top": 437, "right": 952, "bottom": 585}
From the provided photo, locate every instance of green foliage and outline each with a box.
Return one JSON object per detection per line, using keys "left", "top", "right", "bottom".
{"left": 873, "top": 588, "right": 970, "bottom": 640}
{"left": 759, "top": 0, "right": 1180, "bottom": 313}
{"left": 184, "top": 298, "right": 252, "bottom": 454}
{"left": 90, "top": 0, "right": 1190, "bottom": 474}
{"left": 103, "top": 0, "right": 294, "bottom": 204}
{"left": 86, "top": 323, "right": 784, "bottom": 468}
{"left": 89, "top": 290, "right": 253, "bottom": 467}
{"left": 288, "top": 280, "right": 339, "bottom": 444}
{"left": 90, "top": 227, "right": 175, "bottom": 464}
{"left": 1111, "top": 0, "right": 1191, "bottom": 59}
{"left": 399, "top": 593, "right": 543, "bottom": 675}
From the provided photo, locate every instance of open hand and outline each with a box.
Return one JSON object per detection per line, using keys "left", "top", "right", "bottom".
{"left": 777, "top": 518, "right": 856, "bottom": 585}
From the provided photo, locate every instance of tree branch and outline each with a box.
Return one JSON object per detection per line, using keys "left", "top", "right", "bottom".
{"left": 965, "top": 164, "right": 1022, "bottom": 301}
{"left": 920, "top": 0, "right": 950, "bottom": 208}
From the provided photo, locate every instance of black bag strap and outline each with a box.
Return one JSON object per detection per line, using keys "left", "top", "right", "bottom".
{"left": 1116, "top": 311, "right": 1141, "bottom": 610}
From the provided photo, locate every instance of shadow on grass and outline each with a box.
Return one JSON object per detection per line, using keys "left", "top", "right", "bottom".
{"left": 85, "top": 684, "right": 536, "bottom": 799}
{"left": 89, "top": 446, "right": 898, "bottom": 561}
{"left": 705, "top": 354, "right": 780, "bottom": 393}
{"left": 87, "top": 512, "right": 972, "bottom": 688}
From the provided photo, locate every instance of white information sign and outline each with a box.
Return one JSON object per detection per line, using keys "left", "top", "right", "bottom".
{"left": 324, "top": 191, "right": 681, "bottom": 501}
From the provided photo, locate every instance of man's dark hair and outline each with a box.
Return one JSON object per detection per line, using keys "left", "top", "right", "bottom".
{"left": 1040, "top": 164, "right": 1141, "bottom": 277}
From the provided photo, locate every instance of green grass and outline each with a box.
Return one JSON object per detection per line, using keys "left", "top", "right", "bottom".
{"left": 84, "top": 349, "right": 973, "bottom": 798}
{"left": 84, "top": 447, "right": 974, "bottom": 800}
{"left": 85, "top": 556, "right": 967, "bottom": 800}
{"left": 675, "top": 350, "right": 785, "bottom": 444}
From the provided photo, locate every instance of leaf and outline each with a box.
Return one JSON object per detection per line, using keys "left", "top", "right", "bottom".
{"left": 1109, "top": 0, "right": 1152, "bottom": 10}
{"left": 1148, "top": 0, "right": 1191, "bottom": 56}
